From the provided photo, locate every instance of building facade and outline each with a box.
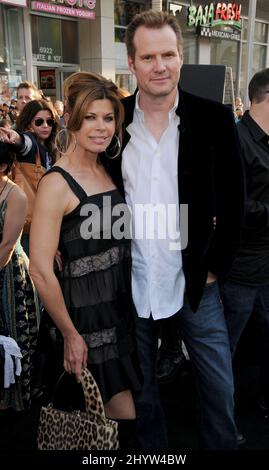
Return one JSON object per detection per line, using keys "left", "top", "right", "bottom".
{"left": 0, "top": 0, "right": 269, "bottom": 103}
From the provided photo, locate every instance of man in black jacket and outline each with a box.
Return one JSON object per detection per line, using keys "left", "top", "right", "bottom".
{"left": 220, "top": 68, "right": 269, "bottom": 417}
{"left": 108, "top": 10, "right": 245, "bottom": 450}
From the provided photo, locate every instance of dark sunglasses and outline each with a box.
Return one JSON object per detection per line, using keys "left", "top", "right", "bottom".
{"left": 34, "top": 118, "right": 55, "bottom": 127}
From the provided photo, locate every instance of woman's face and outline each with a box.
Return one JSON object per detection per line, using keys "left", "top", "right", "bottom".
{"left": 75, "top": 99, "right": 116, "bottom": 155}
{"left": 30, "top": 110, "right": 54, "bottom": 143}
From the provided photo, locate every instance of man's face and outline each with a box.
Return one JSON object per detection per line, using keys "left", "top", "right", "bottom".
{"left": 128, "top": 25, "right": 183, "bottom": 99}
{"left": 17, "top": 87, "right": 35, "bottom": 112}
{"left": 54, "top": 101, "right": 64, "bottom": 117}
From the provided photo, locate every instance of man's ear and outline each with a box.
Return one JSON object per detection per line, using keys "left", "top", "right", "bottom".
{"left": 128, "top": 56, "right": 135, "bottom": 75}
{"left": 179, "top": 47, "right": 184, "bottom": 70}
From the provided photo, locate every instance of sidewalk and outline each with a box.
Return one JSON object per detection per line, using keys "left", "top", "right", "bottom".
{"left": 0, "top": 345, "right": 268, "bottom": 453}
{"left": 161, "top": 360, "right": 269, "bottom": 450}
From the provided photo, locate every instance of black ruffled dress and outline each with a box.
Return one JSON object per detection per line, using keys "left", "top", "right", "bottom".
{"left": 44, "top": 166, "right": 141, "bottom": 403}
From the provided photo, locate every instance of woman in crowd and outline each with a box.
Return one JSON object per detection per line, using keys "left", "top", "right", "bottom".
{"left": 0, "top": 99, "right": 58, "bottom": 168}
{"left": 0, "top": 99, "right": 58, "bottom": 254}
{"left": 0, "top": 143, "right": 39, "bottom": 411}
{"left": 28, "top": 72, "right": 140, "bottom": 444}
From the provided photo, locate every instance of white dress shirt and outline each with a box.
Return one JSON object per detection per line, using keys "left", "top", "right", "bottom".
{"left": 122, "top": 92, "right": 185, "bottom": 319}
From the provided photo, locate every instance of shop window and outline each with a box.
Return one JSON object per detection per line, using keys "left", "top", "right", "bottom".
{"left": 114, "top": 0, "right": 151, "bottom": 43}
{"left": 5, "top": 6, "right": 26, "bottom": 70}
{"left": 0, "top": 5, "right": 26, "bottom": 97}
{"left": 0, "top": 6, "right": 6, "bottom": 73}
{"left": 239, "top": 18, "right": 268, "bottom": 101}
{"left": 7, "top": 8, "right": 22, "bottom": 62}
{"left": 62, "top": 21, "right": 78, "bottom": 64}
{"left": 242, "top": 18, "right": 268, "bottom": 43}
{"left": 31, "top": 15, "right": 62, "bottom": 61}
{"left": 240, "top": 42, "right": 267, "bottom": 101}
{"left": 31, "top": 16, "right": 78, "bottom": 65}
{"left": 254, "top": 21, "right": 268, "bottom": 43}
{"left": 115, "top": 26, "right": 126, "bottom": 43}
{"left": 242, "top": 18, "right": 248, "bottom": 41}
{"left": 116, "top": 73, "right": 136, "bottom": 94}
{"left": 210, "top": 36, "right": 238, "bottom": 102}
{"left": 115, "top": 0, "right": 151, "bottom": 27}
{"left": 253, "top": 44, "right": 267, "bottom": 73}
{"left": 210, "top": 39, "right": 238, "bottom": 72}
{"left": 168, "top": 2, "right": 198, "bottom": 64}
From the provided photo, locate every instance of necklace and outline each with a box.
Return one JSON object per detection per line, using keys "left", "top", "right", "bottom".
{"left": 0, "top": 178, "right": 8, "bottom": 197}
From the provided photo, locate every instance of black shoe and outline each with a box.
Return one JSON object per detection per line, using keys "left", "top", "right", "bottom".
{"left": 237, "top": 432, "right": 247, "bottom": 446}
{"left": 258, "top": 395, "right": 269, "bottom": 412}
{"left": 257, "top": 395, "right": 269, "bottom": 420}
{"left": 117, "top": 420, "right": 140, "bottom": 450}
{"left": 157, "top": 350, "right": 187, "bottom": 384}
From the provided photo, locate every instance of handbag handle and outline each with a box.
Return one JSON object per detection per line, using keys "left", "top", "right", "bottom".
{"left": 31, "top": 133, "right": 42, "bottom": 168}
{"left": 80, "top": 368, "right": 107, "bottom": 423}
{"left": 35, "top": 146, "right": 42, "bottom": 168}
{"left": 54, "top": 368, "right": 107, "bottom": 424}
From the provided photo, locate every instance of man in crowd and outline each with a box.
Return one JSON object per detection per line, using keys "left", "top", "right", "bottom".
{"left": 220, "top": 68, "right": 269, "bottom": 418}
{"left": 108, "top": 10, "right": 245, "bottom": 450}
{"left": 16, "top": 81, "right": 41, "bottom": 115}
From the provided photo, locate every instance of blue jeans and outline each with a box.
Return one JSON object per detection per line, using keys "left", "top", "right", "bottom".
{"left": 134, "top": 315, "right": 168, "bottom": 450}
{"left": 135, "top": 282, "right": 237, "bottom": 450}
{"left": 178, "top": 281, "right": 237, "bottom": 449}
{"left": 219, "top": 280, "right": 269, "bottom": 403}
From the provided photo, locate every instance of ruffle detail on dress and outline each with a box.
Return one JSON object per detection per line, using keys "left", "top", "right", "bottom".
{"left": 89, "top": 353, "right": 142, "bottom": 404}
{"left": 62, "top": 245, "right": 130, "bottom": 278}
{"left": 61, "top": 258, "right": 132, "bottom": 308}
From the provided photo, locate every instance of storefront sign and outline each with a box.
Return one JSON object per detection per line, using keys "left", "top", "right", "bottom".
{"left": 188, "top": 3, "right": 242, "bottom": 30}
{"left": 199, "top": 26, "right": 240, "bottom": 41}
{"left": 31, "top": 0, "right": 96, "bottom": 19}
{"left": 33, "top": 46, "right": 62, "bottom": 63}
{"left": 1, "top": 0, "right": 27, "bottom": 6}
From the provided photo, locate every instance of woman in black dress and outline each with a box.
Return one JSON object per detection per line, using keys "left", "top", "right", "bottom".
{"left": 29, "top": 72, "right": 140, "bottom": 422}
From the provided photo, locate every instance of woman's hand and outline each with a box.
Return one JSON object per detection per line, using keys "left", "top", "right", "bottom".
{"left": 0, "top": 127, "right": 21, "bottom": 145}
{"left": 63, "top": 332, "right": 88, "bottom": 383}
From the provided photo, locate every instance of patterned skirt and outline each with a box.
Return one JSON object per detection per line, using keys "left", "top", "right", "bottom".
{"left": 0, "top": 249, "right": 39, "bottom": 411}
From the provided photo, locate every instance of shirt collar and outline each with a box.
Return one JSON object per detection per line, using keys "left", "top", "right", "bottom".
{"left": 135, "top": 91, "right": 179, "bottom": 122}
{"left": 241, "top": 110, "right": 268, "bottom": 144}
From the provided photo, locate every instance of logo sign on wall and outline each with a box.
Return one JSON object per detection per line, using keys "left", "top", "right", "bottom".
{"left": 199, "top": 26, "right": 240, "bottom": 41}
{"left": 1, "top": 0, "right": 27, "bottom": 6}
{"left": 188, "top": 2, "right": 242, "bottom": 30}
{"left": 31, "top": 0, "right": 96, "bottom": 20}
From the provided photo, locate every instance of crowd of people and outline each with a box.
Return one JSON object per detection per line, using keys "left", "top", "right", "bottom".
{"left": 0, "top": 9, "right": 269, "bottom": 451}
{"left": 0, "top": 82, "right": 64, "bottom": 130}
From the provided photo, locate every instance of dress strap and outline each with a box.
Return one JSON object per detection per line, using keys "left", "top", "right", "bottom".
{"left": 45, "top": 166, "right": 87, "bottom": 201}
{"left": 2, "top": 185, "right": 15, "bottom": 202}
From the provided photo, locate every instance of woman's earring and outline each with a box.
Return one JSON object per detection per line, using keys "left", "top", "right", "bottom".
{"left": 104, "top": 135, "right": 121, "bottom": 160}
{"left": 55, "top": 128, "right": 77, "bottom": 156}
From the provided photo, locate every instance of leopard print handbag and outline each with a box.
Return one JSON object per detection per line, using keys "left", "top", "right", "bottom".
{"left": 37, "top": 368, "right": 119, "bottom": 450}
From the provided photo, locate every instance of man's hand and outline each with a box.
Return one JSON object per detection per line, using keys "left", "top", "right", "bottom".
{"left": 0, "top": 127, "right": 21, "bottom": 145}
{"left": 207, "top": 272, "right": 217, "bottom": 284}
